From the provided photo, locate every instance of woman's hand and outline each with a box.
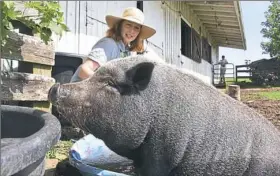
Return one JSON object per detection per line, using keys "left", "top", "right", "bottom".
{"left": 78, "top": 58, "right": 100, "bottom": 80}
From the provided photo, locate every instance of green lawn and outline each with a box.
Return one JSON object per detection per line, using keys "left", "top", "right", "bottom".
{"left": 241, "top": 90, "right": 280, "bottom": 101}
{"left": 225, "top": 77, "right": 252, "bottom": 83}
{"left": 258, "top": 91, "right": 280, "bottom": 100}
{"left": 46, "top": 140, "right": 73, "bottom": 161}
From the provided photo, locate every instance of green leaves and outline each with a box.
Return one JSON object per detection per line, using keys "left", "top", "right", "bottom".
{"left": 1, "top": 1, "right": 21, "bottom": 47}
{"left": 1, "top": 1, "right": 69, "bottom": 47}
{"left": 261, "top": 0, "right": 280, "bottom": 59}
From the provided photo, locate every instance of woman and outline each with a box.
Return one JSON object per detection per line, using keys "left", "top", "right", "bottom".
{"left": 71, "top": 7, "right": 156, "bottom": 82}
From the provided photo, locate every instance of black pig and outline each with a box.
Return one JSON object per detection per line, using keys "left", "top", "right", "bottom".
{"left": 49, "top": 55, "right": 280, "bottom": 176}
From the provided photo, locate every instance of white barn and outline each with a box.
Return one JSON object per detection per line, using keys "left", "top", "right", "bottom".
{"left": 53, "top": 1, "right": 246, "bottom": 85}
{"left": 4, "top": 1, "right": 246, "bottom": 85}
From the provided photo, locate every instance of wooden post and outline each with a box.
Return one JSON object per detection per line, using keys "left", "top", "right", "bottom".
{"left": 1, "top": 72, "right": 55, "bottom": 100}
{"left": 32, "top": 64, "right": 53, "bottom": 112}
{"left": 1, "top": 31, "right": 55, "bottom": 112}
{"left": 228, "top": 85, "right": 241, "bottom": 101}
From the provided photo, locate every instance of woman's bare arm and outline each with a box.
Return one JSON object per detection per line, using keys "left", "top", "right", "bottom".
{"left": 78, "top": 58, "right": 100, "bottom": 80}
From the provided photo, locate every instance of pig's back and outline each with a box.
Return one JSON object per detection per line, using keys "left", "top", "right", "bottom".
{"left": 150, "top": 64, "right": 280, "bottom": 175}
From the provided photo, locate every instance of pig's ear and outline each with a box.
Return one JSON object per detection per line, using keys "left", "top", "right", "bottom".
{"left": 125, "top": 62, "right": 155, "bottom": 91}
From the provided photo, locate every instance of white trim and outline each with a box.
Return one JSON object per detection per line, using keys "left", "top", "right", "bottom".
{"left": 181, "top": 15, "right": 191, "bottom": 27}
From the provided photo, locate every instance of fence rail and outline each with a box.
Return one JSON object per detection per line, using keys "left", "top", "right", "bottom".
{"left": 235, "top": 64, "right": 252, "bottom": 82}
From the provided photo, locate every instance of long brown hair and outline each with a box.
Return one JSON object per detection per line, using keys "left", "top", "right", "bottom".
{"left": 106, "top": 20, "right": 144, "bottom": 53}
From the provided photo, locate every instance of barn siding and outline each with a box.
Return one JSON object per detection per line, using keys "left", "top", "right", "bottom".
{"left": 143, "top": 1, "right": 165, "bottom": 58}
{"left": 52, "top": 1, "right": 219, "bottom": 84}
{"left": 162, "top": 2, "right": 217, "bottom": 84}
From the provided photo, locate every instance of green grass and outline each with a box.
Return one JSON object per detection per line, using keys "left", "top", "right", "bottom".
{"left": 241, "top": 92, "right": 263, "bottom": 101}
{"left": 241, "top": 90, "right": 280, "bottom": 101}
{"left": 46, "top": 140, "right": 73, "bottom": 161}
{"left": 225, "top": 77, "right": 252, "bottom": 83}
{"left": 258, "top": 91, "right": 280, "bottom": 100}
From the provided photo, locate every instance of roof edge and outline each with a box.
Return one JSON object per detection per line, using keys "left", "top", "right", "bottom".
{"left": 233, "top": 1, "right": 247, "bottom": 50}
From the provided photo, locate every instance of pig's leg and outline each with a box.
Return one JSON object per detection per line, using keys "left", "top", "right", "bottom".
{"left": 136, "top": 154, "right": 172, "bottom": 176}
{"left": 135, "top": 140, "right": 186, "bottom": 176}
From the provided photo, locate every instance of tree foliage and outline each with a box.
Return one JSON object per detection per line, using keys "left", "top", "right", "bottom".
{"left": 1, "top": 1, "right": 69, "bottom": 47}
{"left": 260, "top": 0, "right": 280, "bottom": 59}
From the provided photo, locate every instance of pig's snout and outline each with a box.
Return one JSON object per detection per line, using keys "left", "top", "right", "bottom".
{"left": 48, "top": 83, "right": 60, "bottom": 105}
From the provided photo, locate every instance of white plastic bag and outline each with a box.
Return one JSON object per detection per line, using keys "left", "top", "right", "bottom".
{"left": 69, "top": 134, "right": 134, "bottom": 176}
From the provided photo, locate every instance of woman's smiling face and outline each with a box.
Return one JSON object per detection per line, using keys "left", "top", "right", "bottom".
{"left": 121, "top": 20, "right": 141, "bottom": 45}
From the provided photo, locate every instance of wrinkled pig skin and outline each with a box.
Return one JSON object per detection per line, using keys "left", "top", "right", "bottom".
{"left": 48, "top": 55, "right": 280, "bottom": 176}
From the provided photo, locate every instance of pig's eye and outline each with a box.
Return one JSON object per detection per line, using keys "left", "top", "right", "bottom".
{"left": 107, "top": 80, "right": 125, "bottom": 93}
{"left": 107, "top": 80, "right": 117, "bottom": 87}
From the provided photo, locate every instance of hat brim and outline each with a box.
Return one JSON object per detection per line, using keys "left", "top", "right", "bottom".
{"left": 105, "top": 15, "right": 156, "bottom": 39}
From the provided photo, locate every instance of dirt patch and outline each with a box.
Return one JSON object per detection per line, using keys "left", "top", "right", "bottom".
{"left": 240, "top": 88, "right": 280, "bottom": 130}
{"left": 244, "top": 100, "right": 280, "bottom": 129}
{"left": 45, "top": 140, "right": 73, "bottom": 176}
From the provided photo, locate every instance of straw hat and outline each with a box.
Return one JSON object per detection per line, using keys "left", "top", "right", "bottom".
{"left": 105, "top": 7, "right": 156, "bottom": 39}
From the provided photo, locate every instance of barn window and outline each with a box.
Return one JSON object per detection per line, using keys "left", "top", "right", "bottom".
{"left": 137, "top": 1, "right": 143, "bottom": 12}
{"left": 202, "top": 37, "right": 212, "bottom": 64}
{"left": 191, "top": 29, "right": 202, "bottom": 63}
{"left": 181, "top": 19, "right": 191, "bottom": 58}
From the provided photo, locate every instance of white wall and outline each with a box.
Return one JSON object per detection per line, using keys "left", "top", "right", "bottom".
{"left": 162, "top": 2, "right": 181, "bottom": 65}
{"left": 180, "top": 56, "right": 213, "bottom": 84}
{"left": 143, "top": 1, "right": 165, "bottom": 59}
{"left": 1, "top": 59, "right": 18, "bottom": 72}
{"left": 52, "top": 1, "right": 219, "bottom": 84}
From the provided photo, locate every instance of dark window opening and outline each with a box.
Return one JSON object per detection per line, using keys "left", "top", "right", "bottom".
{"left": 191, "top": 29, "right": 202, "bottom": 63}
{"left": 181, "top": 19, "right": 191, "bottom": 58}
{"left": 202, "top": 37, "right": 212, "bottom": 64}
{"left": 208, "top": 45, "right": 212, "bottom": 63}
{"left": 137, "top": 1, "right": 143, "bottom": 12}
